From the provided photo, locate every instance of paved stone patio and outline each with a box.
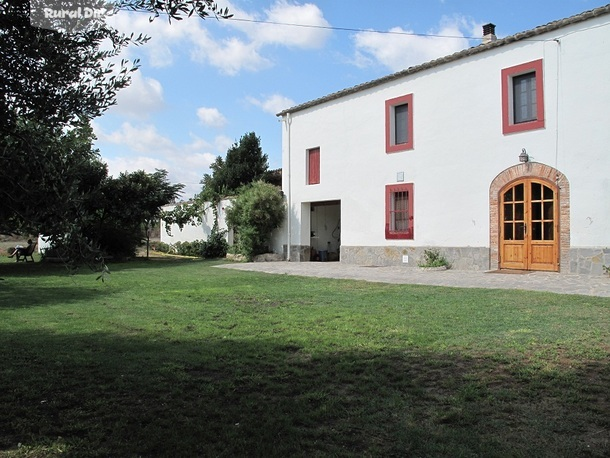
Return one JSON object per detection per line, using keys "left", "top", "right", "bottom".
{"left": 217, "top": 262, "right": 610, "bottom": 297}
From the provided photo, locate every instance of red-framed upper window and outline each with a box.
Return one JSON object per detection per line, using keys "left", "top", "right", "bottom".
{"left": 307, "top": 147, "right": 320, "bottom": 185}
{"left": 501, "top": 59, "right": 545, "bottom": 134}
{"left": 385, "top": 183, "right": 414, "bottom": 239}
{"left": 385, "top": 94, "right": 414, "bottom": 153}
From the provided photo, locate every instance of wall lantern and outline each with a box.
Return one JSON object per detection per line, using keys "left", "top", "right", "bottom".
{"left": 519, "top": 148, "right": 529, "bottom": 163}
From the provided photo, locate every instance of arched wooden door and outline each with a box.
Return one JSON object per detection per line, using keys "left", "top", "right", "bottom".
{"left": 500, "top": 178, "right": 559, "bottom": 271}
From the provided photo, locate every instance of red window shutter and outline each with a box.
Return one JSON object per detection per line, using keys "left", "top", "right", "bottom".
{"left": 308, "top": 148, "right": 320, "bottom": 185}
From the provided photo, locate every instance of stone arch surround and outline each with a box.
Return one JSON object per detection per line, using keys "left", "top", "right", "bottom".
{"left": 489, "top": 162, "right": 570, "bottom": 272}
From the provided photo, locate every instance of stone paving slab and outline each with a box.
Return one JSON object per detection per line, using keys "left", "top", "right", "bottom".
{"left": 216, "top": 262, "right": 610, "bottom": 297}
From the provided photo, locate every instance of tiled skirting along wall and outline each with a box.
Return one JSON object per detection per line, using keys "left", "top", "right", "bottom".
{"left": 287, "top": 244, "right": 609, "bottom": 275}
{"left": 339, "top": 246, "right": 490, "bottom": 270}
{"left": 569, "top": 248, "right": 610, "bottom": 275}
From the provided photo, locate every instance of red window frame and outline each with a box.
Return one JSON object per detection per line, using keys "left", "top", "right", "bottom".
{"left": 385, "top": 94, "right": 414, "bottom": 153}
{"left": 307, "top": 147, "right": 320, "bottom": 185}
{"left": 385, "top": 183, "right": 414, "bottom": 239}
{"left": 501, "top": 59, "right": 545, "bottom": 134}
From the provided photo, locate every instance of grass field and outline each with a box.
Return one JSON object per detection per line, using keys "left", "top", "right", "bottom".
{"left": 0, "top": 257, "right": 608, "bottom": 457}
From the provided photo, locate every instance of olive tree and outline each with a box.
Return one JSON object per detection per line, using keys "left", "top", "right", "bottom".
{"left": 0, "top": 0, "right": 229, "bottom": 267}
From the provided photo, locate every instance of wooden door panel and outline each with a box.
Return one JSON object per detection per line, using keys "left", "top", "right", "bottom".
{"left": 502, "top": 243, "right": 526, "bottom": 269}
{"left": 530, "top": 243, "right": 556, "bottom": 271}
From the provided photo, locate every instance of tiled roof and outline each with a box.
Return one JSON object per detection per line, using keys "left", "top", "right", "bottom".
{"left": 277, "top": 3, "right": 610, "bottom": 116}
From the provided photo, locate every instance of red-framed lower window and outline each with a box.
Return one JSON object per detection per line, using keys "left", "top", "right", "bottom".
{"left": 501, "top": 59, "right": 545, "bottom": 134}
{"left": 307, "top": 147, "right": 320, "bottom": 185}
{"left": 385, "top": 183, "right": 414, "bottom": 239}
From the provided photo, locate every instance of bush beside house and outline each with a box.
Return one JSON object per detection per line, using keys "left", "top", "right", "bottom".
{"left": 225, "top": 181, "right": 285, "bottom": 260}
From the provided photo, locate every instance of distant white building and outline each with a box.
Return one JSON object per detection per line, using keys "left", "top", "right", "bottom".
{"left": 276, "top": 5, "right": 610, "bottom": 274}
{"left": 160, "top": 199, "right": 233, "bottom": 246}
{"left": 161, "top": 195, "right": 286, "bottom": 256}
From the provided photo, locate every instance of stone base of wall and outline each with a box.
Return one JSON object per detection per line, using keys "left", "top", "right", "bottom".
{"left": 340, "top": 246, "right": 490, "bottom": 271}
{"left": 569, "top": 248, "right": 610, "bottom": 275}
{"left": 285, "top": 245, "right": 610, "bottom": 275}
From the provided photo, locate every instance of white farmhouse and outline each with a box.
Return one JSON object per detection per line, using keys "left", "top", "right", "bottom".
{"left": 277, "top": 4, "right": 610, "bottom": 274}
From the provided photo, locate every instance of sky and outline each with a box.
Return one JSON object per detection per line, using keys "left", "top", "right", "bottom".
{"left": 93, "top": 0, "right": 607, "bottom": 199}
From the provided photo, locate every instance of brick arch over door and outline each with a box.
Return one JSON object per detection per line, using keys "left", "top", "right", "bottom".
{"left": 489, "top": 162, "right": 570, "bottom": 271}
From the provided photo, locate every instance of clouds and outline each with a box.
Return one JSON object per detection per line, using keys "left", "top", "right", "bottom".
{"left": 109, "top": 2, "right": 481, "bottom": 77}
{"left": 353, "top": 16, "right": 480, "bottom": 72}
{"left": 94, "top": 120, "right": 220, "bottom": 198}
{"left": 110, "top": 72, "right": 165, "bottom": 118}
{"left": 203, "top": 1, "right": 332, "bottom": 74}
{"left": 247, "top": 94, "right": 296, "bottom": 115}
{"left": 109, "top": 0, "right": 332, "bottom": 75}
{"left": 197, "top": 107, "right": 228, "bottom": 128}
{"left": 112, "top": 3, "right": 479, "bottom": 77}
{"left": 192, "top": 36, "right": 271, "bottom": 75}
{"left": 245, "top": 0, "right": 332, "bottom": 48}
{"left": 96, "top": 122, "right": 176, "bottom": 154}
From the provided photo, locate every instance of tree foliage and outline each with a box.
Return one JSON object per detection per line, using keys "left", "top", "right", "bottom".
{"left": 165, "top": 132, "right": 271, "bottom": 231}
{"left": 3, "top": 122, "right": 182, "bottom": 266}
{"left": 0, "top": 0, "right": 147, "bottom": 130}
{"left": 0, "top": 0, "right": 231, "bottom": 132}
{"left": 116, "top": 0, "right": 231, "bottom": 23}
{"left": 0, "top": 0, "right": 230, "bottom": 267}
{"left": 0, "top": 120, "right": 107, "bottom": 237}
{"left": 41, "top": 167, "right": 183, "bottom": 266}
{"left": 201, "top": 132, "right": 269, "bottom": 200}
{"left": 0, "top": 0, "right": 148, "bottom": 247}
{"left": 94, "top": 169, "right": 184, "bottom": 259}
{"left": 226, "top": 181, "right": 285, "bottom": 260}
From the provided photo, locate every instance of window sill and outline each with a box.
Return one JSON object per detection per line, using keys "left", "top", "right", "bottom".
{"left": 503, "top": 119, "right": 545, "bottom": 135}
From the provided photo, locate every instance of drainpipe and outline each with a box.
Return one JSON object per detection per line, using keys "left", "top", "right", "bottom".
{"left": 553, "top": 38, "right": 561, "bottom": 176}
{"left": 283, "top": 113, "right": 292, "bottom": 261}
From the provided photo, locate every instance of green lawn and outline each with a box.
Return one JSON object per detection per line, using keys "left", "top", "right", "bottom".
{"left": 0, "top": 258, "right": 608, "bottom": 457}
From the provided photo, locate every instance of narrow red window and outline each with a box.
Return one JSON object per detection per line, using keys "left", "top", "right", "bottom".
{"left": 308, "top": 147, "right": 320, "bottom": 185}
{"left": 385, "top": 94, "right": 414, "bottom": 153}
{"left": 501, "top": 59, "right": 545, "bottom": 134}
{"left": 385, "top": 183, "right": 414, "bottom": 239}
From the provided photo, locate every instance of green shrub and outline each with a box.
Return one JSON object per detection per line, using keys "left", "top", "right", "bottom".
{"left": 202, "top": 226, "right": 228, "bottom": 259}
{"left": 174, "top": 240, "right": 205, "bottom": 257}
{"left": 97, "top": 225, "right": 141, "bottom": 260}
{"left": 226, "top": 181, "right": 285, "bottom": 261}
{"left": 418, "top": 248, "right": 451, "bottom": 268}
{"left": 152, "top": 241, "right": 172, "bottom": 253}
{"left": 151, "top": 232, "right": 227, "bottom": 259}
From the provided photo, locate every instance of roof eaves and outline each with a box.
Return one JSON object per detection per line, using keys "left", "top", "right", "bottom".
{"left": 276, "top": 3, "right": 610, "bottom": 117}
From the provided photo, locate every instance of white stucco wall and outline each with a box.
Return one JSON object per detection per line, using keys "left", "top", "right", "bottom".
{"left": 281, "top": 13, "right": 610, "bottom": 254}
{"left": 160, "top": 199, "right": 233, "bottom": 245}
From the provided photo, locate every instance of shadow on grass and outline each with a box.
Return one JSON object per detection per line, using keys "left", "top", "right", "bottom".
{"left": 0, "top": 261, "right": 109, "bottom": 309}
{"left": 0, "top": 286, "right": 108, "bottom": 310}
{"left": 0, "top": 261, "right": 73, "bottom": 278}
{"left": 1, "top": 330, "right": 608, "bottom": 457}
{"left": 0, "top": 256, "right": 219, "bottom": 276}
